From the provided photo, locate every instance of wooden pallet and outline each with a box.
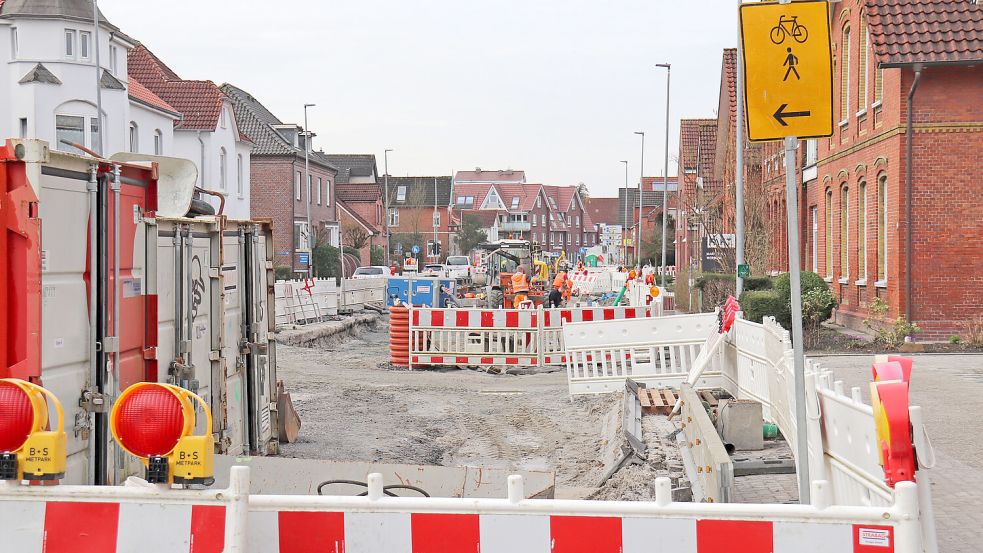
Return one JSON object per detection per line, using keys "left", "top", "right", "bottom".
{"left": 637, "top": 388, "right": 679, "bottom": 415}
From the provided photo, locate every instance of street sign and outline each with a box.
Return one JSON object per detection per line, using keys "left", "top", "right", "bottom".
{"left": 738, "top": 264, "right": 750, "bottom": 279}
{"left": 298, "top": 252, "right": 310, "bottom": 266}
{"left": 411, "top": 245, "right": 420, "bottom": 255}
{"left": 740, "top": 0, "right": 833, "bottom": 142}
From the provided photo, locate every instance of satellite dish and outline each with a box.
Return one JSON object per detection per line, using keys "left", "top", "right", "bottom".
{"left": 109, "top": 152, "right": 197, "bottom": 218}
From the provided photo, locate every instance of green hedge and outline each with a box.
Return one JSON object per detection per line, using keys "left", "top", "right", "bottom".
{"left": 744, "top": 276, "right": 773, "bottom": 291}
{"left": 738, "top": 290, "right": 787, "bottom": 324}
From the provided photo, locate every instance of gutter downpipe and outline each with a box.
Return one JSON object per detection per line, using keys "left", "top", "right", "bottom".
{"left": 905, "top": 65, "right": 922, "bottom": 326}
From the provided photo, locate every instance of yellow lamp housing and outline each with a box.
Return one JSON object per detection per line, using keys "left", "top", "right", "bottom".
{"left": 110, "top": 383, "right": 215, "bottom": 487}
{"left": 0, "top": 378, "right": 67, "bottom": 481}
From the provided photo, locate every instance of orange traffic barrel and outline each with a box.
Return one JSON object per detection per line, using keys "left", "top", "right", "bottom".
{"left": 390, "top": 305, "right": 410, "bottom": 367}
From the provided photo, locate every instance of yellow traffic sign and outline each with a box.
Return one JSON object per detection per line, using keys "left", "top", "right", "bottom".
{"left": 740, "top": 0, "right": 833, "bottom": 142}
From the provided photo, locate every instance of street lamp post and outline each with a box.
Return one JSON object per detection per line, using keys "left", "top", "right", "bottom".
{"left": 384, "top": 149, "right": 392, "bottom": 267}
{"left": 656, "top": 63, "right": 671, "bottom": 288}
{"left": 620, "top": 160, "right": 629, "bottom": 266}
{"left": 303, "top": 103, "right": 315, "bottom": 278}
{"left": 634, "top": 131, "right": 645, "bottom": 274}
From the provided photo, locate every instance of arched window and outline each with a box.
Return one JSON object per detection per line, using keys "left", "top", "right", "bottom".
{"left": 859, "top": 15, "right": 868, "bottom": 111}
{"left": 840, "top": 185, "right": 849, "bottom": 279}
{"left": 219, "top": 147, "right": 227, "bottom": 190}
{"left": 877, "top": 174, "right": 888, "bottom": 282}
{"left": 153, "top": 129, "right": 163, "bottom": 155}
{"left": 825, "top": 189, "right": 833, "bottom": 278}
{"left": 858, "top": 180, "right": 867, "bottom": 280}
{"left": 237, "top": 154, "right": 244, "bottom": 198}
{"left": 129, "top": 121, "right": 138, "bottom": 153}
{"left": 840, "top": 24, "right": 851, "bottom": 121}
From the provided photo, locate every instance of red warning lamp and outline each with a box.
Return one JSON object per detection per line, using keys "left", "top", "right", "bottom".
{"left": 0, "top": 378, "right": 67, "bottom": 481}
{"left": 111, "top": 383, "right": 214, "bottom": 486}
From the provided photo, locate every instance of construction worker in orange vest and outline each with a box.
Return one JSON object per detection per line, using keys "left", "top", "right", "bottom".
{"left": 550, "top": 266, "right": 571, "bottom": 308}
{"left": 511, "top": 266, "right": 533, "bottom": 308}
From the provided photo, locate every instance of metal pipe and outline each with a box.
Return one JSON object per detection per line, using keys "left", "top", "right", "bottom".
{"left": 173, "top": 226, "right": 183, "bottom": 369}
{"left": 620, "top": 160, "right": 629, "bottom": 266}
{"left": 185, "top": 225, "right": 194, "bottom": 380}
{"left": 657, "top": 63, "right": 671, "bottom": 288}
{"left": 634, "top": 131, "right": 645, "bottom": 271}
{"left": 303, "top": 104, "right": 315, "bottom": 278}
{"left": 195, "top": 186, "right": 225, "bottom": 215}
{"left": 905, "top": 67, "right": 922, "bottom": 327}
{"left": 735, "top": 29, "right": 746, "bottom": 296}
{"left": 92, "top": 0, "right": 104, "bottom": 155}
{"left": 110, "top": 163, "right": 121, "bottom": 484}
{"left": 86, "top": 163, "right": 99, "bottom": 485}
{"left": 384, "top": 149, "right": 392, "bottom": 267}
{"left": 783, "top": 136, "right": 810, "bottom": 503}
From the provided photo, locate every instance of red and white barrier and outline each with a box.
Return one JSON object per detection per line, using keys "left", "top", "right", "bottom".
{"left": 0, "top": 467, "right": 924, "bottom": 553}
{"left": 408, "top": 306, "right": 654, "bottom": 369}
{"left": 0, "top": 489, "right": 231, "bottom": 553}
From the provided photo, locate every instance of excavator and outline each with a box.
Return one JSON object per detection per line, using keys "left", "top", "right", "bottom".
{"left": 472, "top": 239, "right": 548, "bottom": 308}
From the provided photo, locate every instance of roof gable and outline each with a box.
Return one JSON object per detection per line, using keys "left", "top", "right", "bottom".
{"left": 480, "top": 185, "right": 507, "bottom": 210}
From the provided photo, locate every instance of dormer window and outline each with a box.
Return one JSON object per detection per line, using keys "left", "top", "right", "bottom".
{"left": 396, "top": 186, "right": 407, "bottom": 202}
{"left": 510, "top": 197, "right": 520, "bottom": 209}
{"left": 65, "top": 29, "right": 76, "bottom": 58}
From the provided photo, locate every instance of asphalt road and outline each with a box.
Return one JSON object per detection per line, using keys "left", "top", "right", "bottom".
{"left": 815, "top": 353, "right": 983, "bottom": 553}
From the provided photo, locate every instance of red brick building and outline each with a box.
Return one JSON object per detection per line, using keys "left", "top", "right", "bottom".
{"left": 717, "top": 0, "right": 983, "bottom": 338}
{"left": 222, "top": 84, "right": 339, "bottom": 274}
{"left": 328, "top": 154, "right": 384, "bottom": 267}
{"left": 385, "top": 176, "right": 455, "bottom": 262}
{"left": 675, "top": 118, "right": 721, "bottom": 273}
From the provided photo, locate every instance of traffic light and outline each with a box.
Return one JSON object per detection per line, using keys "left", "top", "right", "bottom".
{"left": 111, "top": 383, "right": 215, "bottom": 486}
{"left": 435, "top": 241, "right": 442, "bottom": 256}
{"left": 0, "top": 378, "right": 67, "bottom": 481}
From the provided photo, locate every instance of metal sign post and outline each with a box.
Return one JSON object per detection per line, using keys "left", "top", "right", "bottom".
{"left": 740, "top": 0, "right": 834, "bottom": 505}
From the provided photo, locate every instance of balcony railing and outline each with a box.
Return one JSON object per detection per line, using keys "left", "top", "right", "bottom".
{"left": 499, "top": 221, "right": 531, "bottom": 232}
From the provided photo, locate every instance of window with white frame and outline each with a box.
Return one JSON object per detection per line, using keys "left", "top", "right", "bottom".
{"left": 80, "top": 31, "right": 91, "bottom": 60}
{"left": 575, "top": 215, "right": 580, "bottom": 226}
{"left": 128, "top": 122, "right": 138, "bottom": 153}
{"left": 433, "top": 211, "right": 440, "bottom": 228}
{"left": 237, "top": 154, "right": 244, "bottom": 198}
{"left": 858, "top": 181, "right": 867, "bottom": 281}
{"left": 90, "top": 116, "right": 100, "bottom": 152}
{"left": 10, "top": 28, "right": 17, "bottom": 59}
{"left": 307, "top": 175, "right": 313, "bottom": 204}
{"left": 532, "top": 214, "right": 537, "bottom": 227}
{"left": 153, "top": 129, "right": 163, "bottom": 155}
{"left": 388, "top": 208, "right": 399, "bottom": 227}
{"left": 64, "top": 29, "right": 76, "bottom": 58}
{"left": 536, "top": 195, "right": 541, "bottom": 208}
{"left": 317, "top": 177, "right": 322, "bottom": 205}
{"left": 325, "top": 179, "right": 331, "bottom": 206}
{"left": 294, "top": 221, "right": 310, "bottom": 251}
{"left": 840, "top": 185, "right": 849, "bottom": 280}
{"left": 396, "top": 186, "right": 407, "bottom": 202}
{"left": 220, "top": 108, "right": 227, "bottom": 129}
{"left": 295, "top": 171, "right": 301, "bottom": 200}
{"left": 219, "top": 148, "right": 227, "bottom": 190}
{"left": 109, "top": 45, "right": 118, "bottom": 75}
{"left": 877, "top": 174, "right": 887, "bottom": 283}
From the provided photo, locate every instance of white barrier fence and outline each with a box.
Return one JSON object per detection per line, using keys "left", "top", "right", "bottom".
{"left": 678, "top": 382, "right": 734, "bottom": 503}
{"left": 0, "top": 465, "right": 924, "bottom": 553}
{"left": 408, "top": 305, "right": 656, "bottom": 369}
{"left": 274, "top": 278, "right": 385, "bottom": 327}
{"left": 562, "top": 313, "right": 938, "bottom": 551}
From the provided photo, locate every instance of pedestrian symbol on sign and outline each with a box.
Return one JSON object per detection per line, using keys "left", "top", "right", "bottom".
{"left": 783, "top": 48, "right": 800, "bottom": 81}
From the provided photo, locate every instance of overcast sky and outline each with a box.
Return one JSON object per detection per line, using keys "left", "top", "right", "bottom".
{"left": 101, "top": 0, "right": 737, "bottom": 198}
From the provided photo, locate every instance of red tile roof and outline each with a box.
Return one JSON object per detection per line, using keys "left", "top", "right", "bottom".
{"left": 128, "top": 78, "right": 180, "bottom": 117}
{"left": 584, "top": 197, "right": 621, "bottom": 226}
{"left": 128, "top": 45, "right": 227, "bottom": 131}
{"left": 679, "top": 118, "right": 717, "bottom": 175}
{"left": 867, "top": 0, "right": 983, "bottom": 66}
{"left": 452, "top": 183, "right": 493, "bottom": 208}
{"left": 722, "top": 48, "right": 737, "bottom": 127}
{"left": 337, "top": 184, "right": 381, "bottom": 203}
{"left": 520, "top": 184, "right": 544, "bottom": 210}
{"left": 459, "top": 209, "right": 503, "bottom": 228}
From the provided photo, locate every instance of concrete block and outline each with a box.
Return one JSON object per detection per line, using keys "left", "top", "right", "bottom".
{"left": 716, "top": 399, "right": 764, "bottom": 451}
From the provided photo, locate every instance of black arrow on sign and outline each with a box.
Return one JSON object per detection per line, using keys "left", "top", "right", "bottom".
{"left": 773, "top": 104, "right": 811, "bottom": 126}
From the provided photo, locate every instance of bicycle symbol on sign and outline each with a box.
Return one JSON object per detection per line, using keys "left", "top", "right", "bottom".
{"left": 770, "top": 15, "right": 809, "bottom": 44}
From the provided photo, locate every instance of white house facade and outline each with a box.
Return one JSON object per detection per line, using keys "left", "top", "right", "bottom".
{"left": 0, "top": 0, "right": 251, "bottom": 219}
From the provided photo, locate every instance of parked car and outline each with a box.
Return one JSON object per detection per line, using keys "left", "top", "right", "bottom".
{"left": 352, "top": 266, "right": 389, "bottom": 279}
{"left": 445, "top": 255, "right": 472, "bottom": 281}
{"left": 421, "top": 264, "right": 447, "bottom": 277}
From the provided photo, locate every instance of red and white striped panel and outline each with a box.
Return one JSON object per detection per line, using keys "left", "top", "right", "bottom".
{"left": 543, "top": 306, "right": 648, "bottom": 327}
{"left": 412, "top": 354, "right": 540, "bottom": 367}
{"left": 412, "top": 309, "right": 538, "bottom": 329}
{"left": 0, "top": 499, "right": 225, "bottom": 553}
{"left": 246, "top": 510, "right": 895, "bottom": 553}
